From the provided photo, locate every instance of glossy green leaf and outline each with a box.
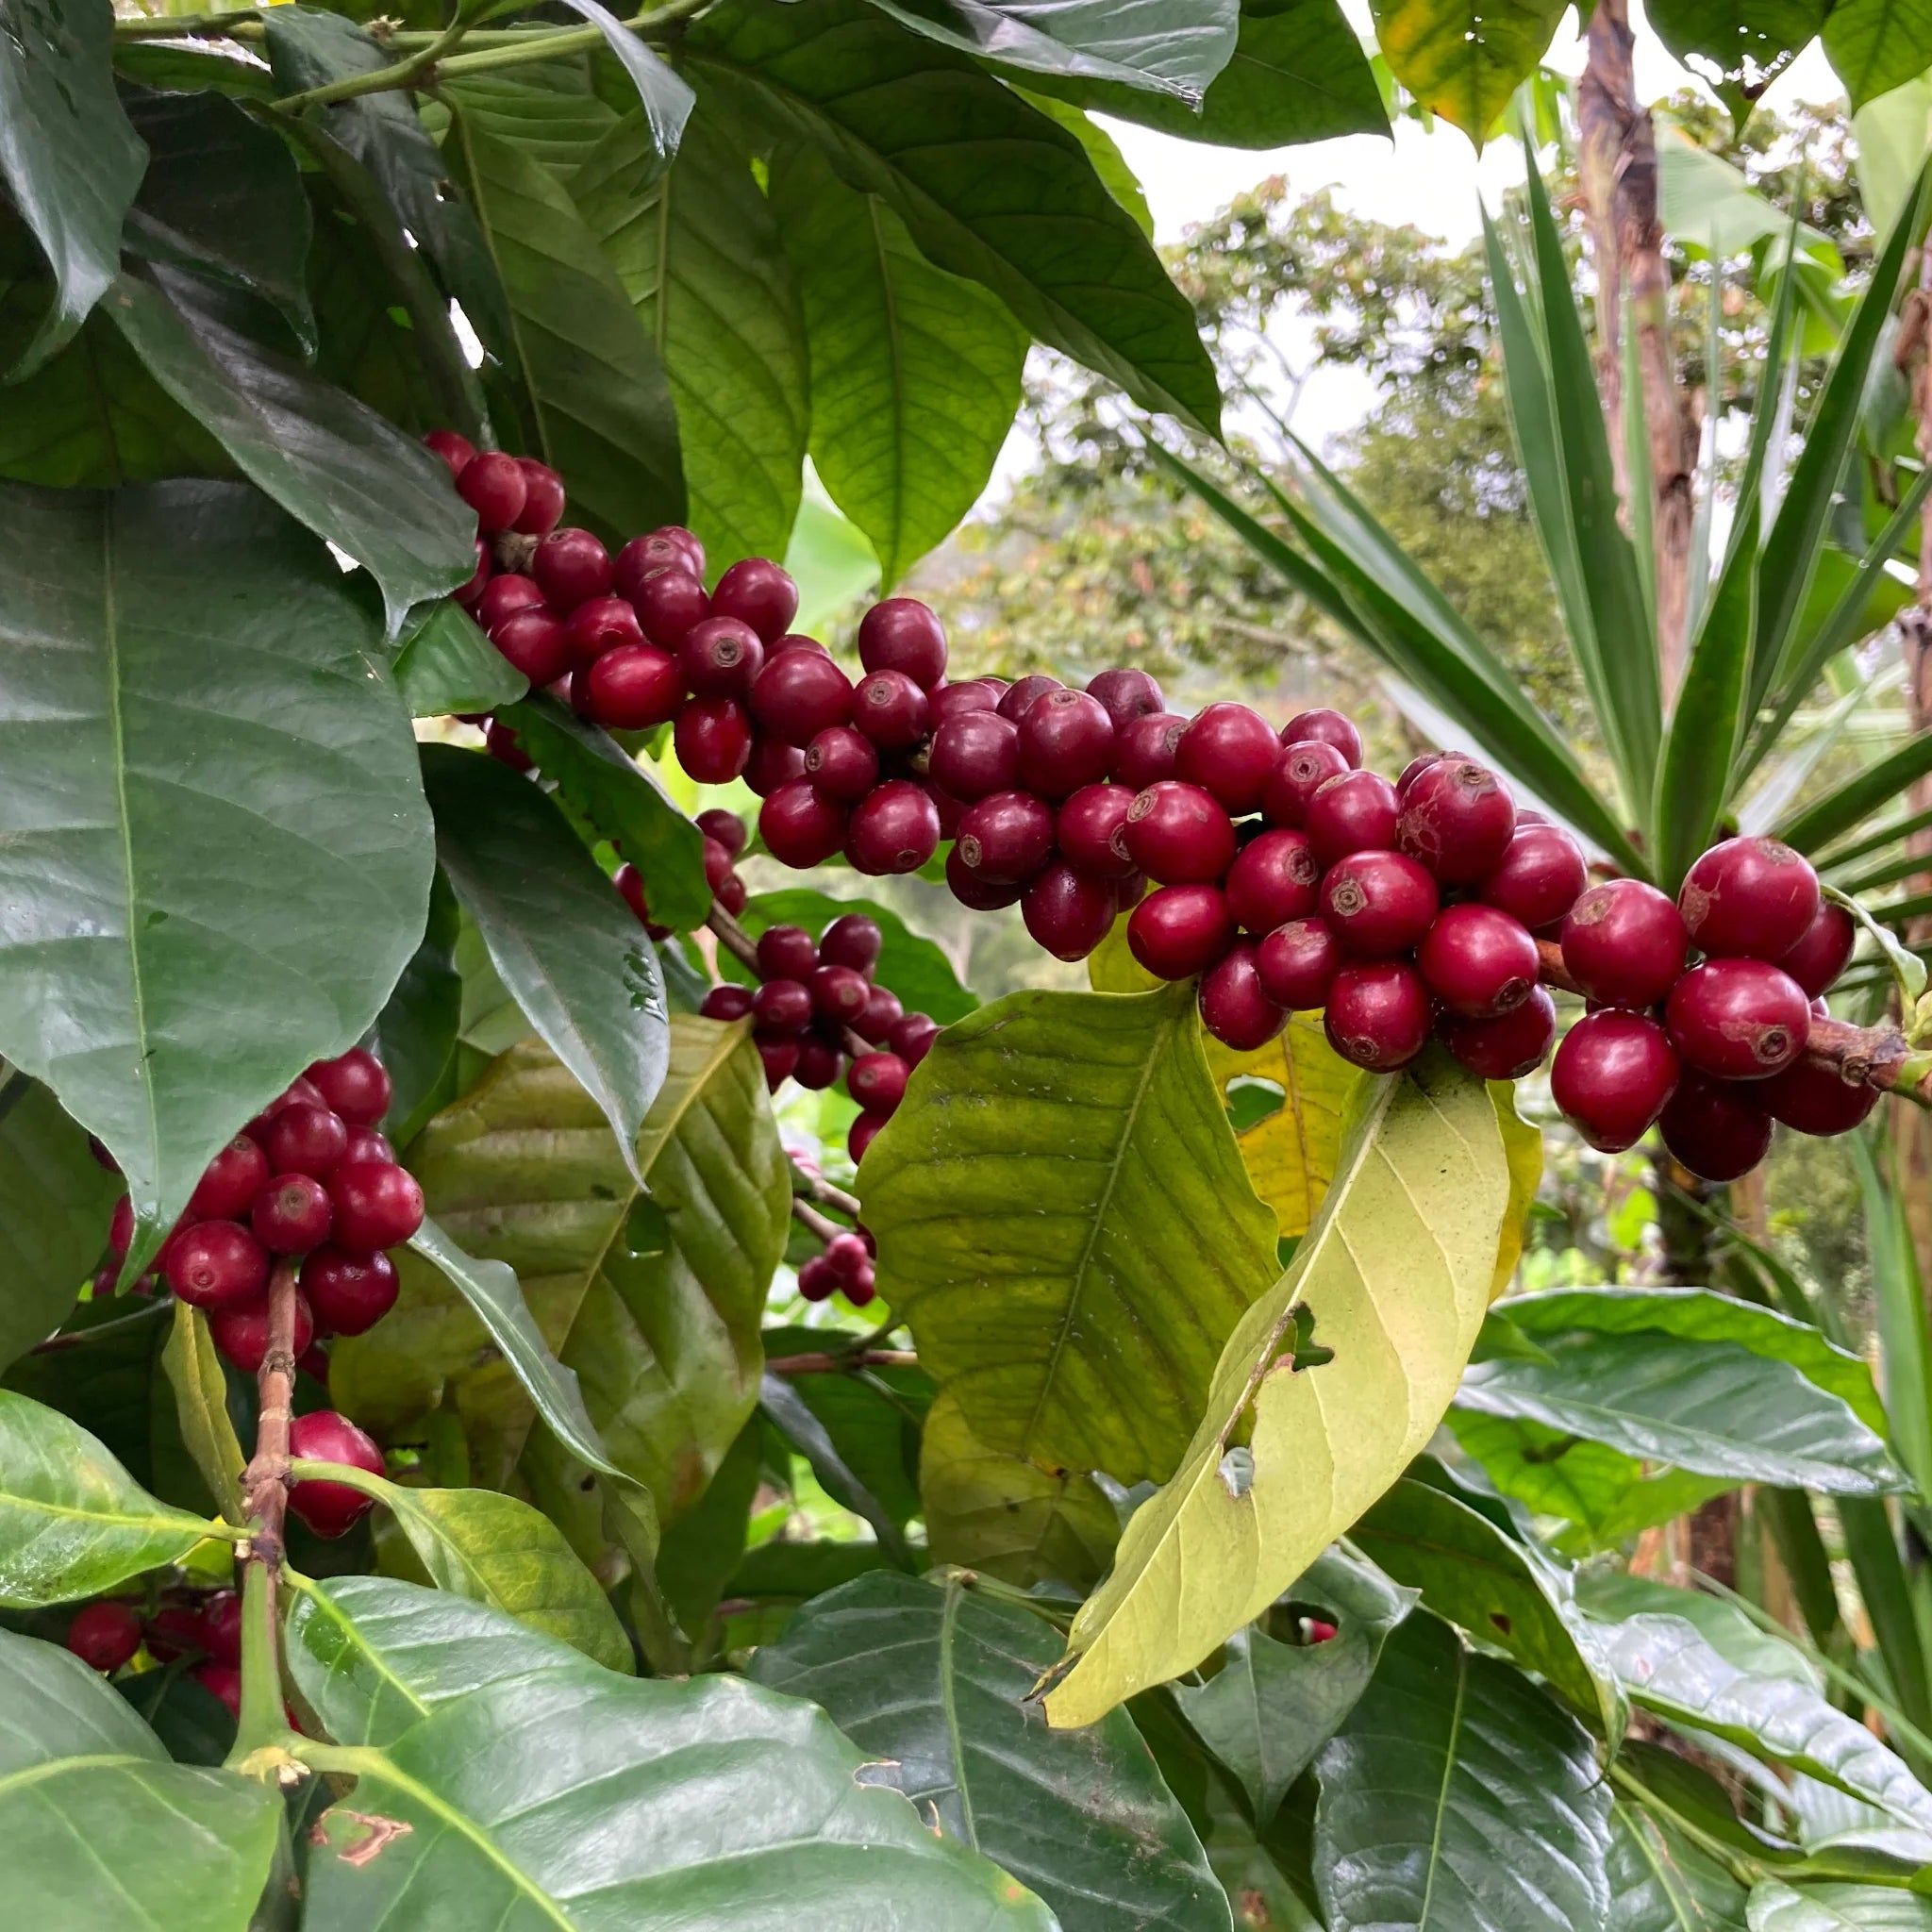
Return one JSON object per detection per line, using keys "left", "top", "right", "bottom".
{"left": 113, "top": 1664, "right": 236, "bottom": 1769}
{"left": 685, "top": 0, "right": 1220, "bottom": 431}
{"left": 160, "top": 1301, "right": 245, "bottom": 1525}
{"left": 0, "top": 1389, "right": 220, "bottom": 1605}
{"left": 656, "top": 1415, "right": 761, "bottom": 1633}
{"left": 771, "top": 143, "right": 1028, "bottom": 590}
{"left": 1044, "top": 1052, "right": 1510, "bottom": 1727}
{"left": 1577, "top": 1571, "right": 1824, "bottom": 1687}
{"left": 1608, "top": 1801, "right": 1750, "bottom": 1932}
{"left": 755, "top": 1569, "right": 1230, "bottom": 1932}
{"left": 0, "top": 480, "right": 433, "bottom": 1269}
{"left": 758, "top": 1372, "right": 912, "bottom": 1564}
{"left": 495, "top": 693, "right": 709, "bottom": 932}
{"left": 1012, "top": 91, "right": 1154, "bottom": 236}
{"left": 1368, "top": 0, "right": 1567, "bottom": 140}
{"left": 0, "top": 1078, "right": 122, "bottom": 1371}
{"left": 374, "top": 871, "right": 463, "bottom": 1149}
{"left": 866, "top": 981, "right": 1279, "bottom": 1485}
{"left": 441, "top": 69, "right": 623, "bottom": 184}
{"left": 1778, "top": 732, "right": 1932, "bottom": 856}
{"left": 575, "top": 108, "right": 808, "bottom": 572}
{"left": 1315, "top": 1612, "right": 1612, "bottom": 1932}
{"left": 1646, "top": 0, "right": 1825, "bottom": 126}
{"left": 1748, "top": 1881, "right": 1932, "bottom": 1929}
{"left": 0, "top": 1629, "right": 278, "bottom": 1930}
{"left": 1174, "top": 1548, "right": 1414, "bottom": 1824}
{"left": 0, "top": 0, "right": 147, "bottom": 377}
{"left": 551, "top": 0, "right": 696, "bottom": 150}
{"left": 727, "top": 1537, "right": 897, "bottom": 1604}
{"left": 449, "top": 111, "right": 686, "bottom": 544}
{"left": 391, "top": 601, "right": 528, "bottom": 719}
{"left": 421, "top": 741, "right": 670, "bottom": 1189}
{"left": 724, "top": 888, "right": 977, "bottom": 1023}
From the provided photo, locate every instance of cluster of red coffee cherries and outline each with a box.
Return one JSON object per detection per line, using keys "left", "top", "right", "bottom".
{"left": 64, "top": 1587, "right": 245, "bottom": 1710}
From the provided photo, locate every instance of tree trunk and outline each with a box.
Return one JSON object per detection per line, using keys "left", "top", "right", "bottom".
{"left": 1577, "top": 0, "right": 1700, "bottom": 693}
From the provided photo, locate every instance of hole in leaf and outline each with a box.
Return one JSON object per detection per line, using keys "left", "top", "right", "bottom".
{"left": 1218, "top": 1446, "right": 1256, "bottom": 1499}
{"left": 1289, "top": 1304, "right": 1333, "bottom": 1372}
{"left": 1225, "top": 1076, "right": 1284, "bottom": 1133}
{"left": 1491, "top": 1612, "right": 1513, "bottom": 1636}
{"left": 625, "top": 1196, "right": 670, "bottom": 1256}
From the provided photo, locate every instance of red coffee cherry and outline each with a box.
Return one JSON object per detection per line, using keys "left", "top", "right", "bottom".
{"left": 890, "top": 1013, "right": 941, "bottom": 1064}
{"left": 1416, "top": 904, "right": 1540, "bottom": 1018}
{"left": 929, "top": 710, "right": 1022, "bottom": 800}
{"left": 342, "top": 1125, "right": 394, "bottom": 1166}
{"left": 327, "top": 1161, "right": 425, "bottom": 1252}
{"left": 192, "top": 1660, "right": 243, "bottom": 1717}
{"left": 486, "top": 720, "right": 534, "bottom": 773}
{"left": 745, "top": 737, "right": 807, "bottom": 797}
{"left": 1778, "top": 901, "right": 1857, "bottom": 998}
{"left": 191, "top": 1135, "right": 272, "bottom": 1221}
{"left": 533, "top": 528, "right": 613, "bottom": 611}
{"left": 1759, "top": 1055, "right": 1881, "bottom": 1136}
{"left": 564, "top": 594, "right": 643, "bottom": 665}
{"left": 301, "top": 1247, "right": 399, "bottom": 1337}
{"left": 758, "top": 781, "right": 848, "bottom": 869}
{"left": 66, "top": 1600, "right": 143, "bottom": 1673}
{"left": 711, "top": 558, "right": 799, "bottom": 642}
{"left": 491, "top": 608, "right": 573, "bottom": 686}
{"left": 1678, "top": 836, "right": 1821, "bottom": 961}
{"left": 701, "top": 836, "right": 734, "bottom": 898}
{"left": 821, "top": 915, "right": 883, "bottom": 975}
{"left": 797, "top": 1254, "right": 840, "bottom": 1302}
{"left": 1123, "top": 782, "right": 1237, "bottom": 885}
{"left": 1113, "top": 712, "right": 1185, "bottom": 789}
{"left": 511, "top": 458, "right": 565, "bottom": 536}
{"left": 166, "top": 1221, "right": 271, "bottom": 1311}
{"left": 1022, "top": 862, "right": 1115, "bottom": 961}
{"left": 997, "top": 674, "right": 1062, "bottom": 723}
{"left": 856, "top": 984, "right": 904, "bottom": 1045}
{"left": 848, "top": 1052, "right": 910, "bottom": 1113}
{"left": 701, "top": 985, "right": 755, "bottom": 1023}
{"left": 1480, "top": 824, "right": 1588, "bottom": 933}
{"left": 1113, "top": 869, "right": 1148, "bottom": 913}
{"left": 1055, "top": 785, "right": 1137, "bottom": 880}
{"left": 286, "top": 1410, "right": 385, "bottom": 1540}
{"left": 824, "top": 1230, "right": 871, "bottom": 1278}
{"left": 455, "top": 538, "right": 491, "bottom": 610}
{"left": 199, "top": 1591, "right": 243, "bottom": 1668}
{"left": 696, "top": 808, "right": 745, "bottom": 857}
{"left": 946, "top": 844, "right": 1022, "bottom": 909}
{"left": 679, "top": 615, "right": 763, "bottom": 698}
{"left": 1396, "top": 758, "right": 1515, "bottom": 882}
{"left": 1174, "top": 703, "right": 1279, "bottom": 814}
{"left": 849, "top": 1110, "right": 891, "bottom": 1165}
{"left": 1306, "top": 770, "right": 1401, "bottom": 866}
{"left": 1256, "top": 917, "right": 1341, "bottom": 1010}
{"left": 928, "top": 678, "right": 1001, "bottom": 728}
{"left": 675, "top": 697, "right": 754, "bottom": 784}
{"left": 1439, "top": 985, "right": 1558, "bottom": 1080}
{"left": 478, "top": 572, "right": 545, "bottom": 635}
{"left": 1262, "top": 740, "right": 1351, "bottom": 829}
{"left": 1280, "top": 708, "right": 1362, "bottom": 767}
{"left": 810, "top": 964, "right": 872, "bottom": 1026}
{"left": 423, "top": 427, "right": 475, "bottom": 477}
{"left": 615, "top": 534, "right": 689, "bottom": 601}
{"left": 852, "top": 669, "right": 930, "bottom": 750}
{"left": 264, "top": 1104, "right": 349, "bottom": 1179}
{"left": 211, "top": 1291, "right": 314, "bottom": 1374}
{"left": 1319, "top": 850, "right": 1439, "bottom": 958}
{"left": 1324, "top": 961, "right": 1431, "bottom": 1071}
{"left": 615, "top": 863, "right": 670, "bottom": 940}
{"left": 1560, "top": 879, "right": 1688, "bottom": 1008}
{"left": 751, "top": 648, "right": 853, "bottom": 744}
{"left": 1658, "top": 1073, "right": 1774, "bottom": 1182}
{"left": 457, "top": 451, "right": 526, "bottom": 532}
{"left": 1664, "top": 958, "right": 1810, "bottom": 1079}
{"left": 143, "top": 1604, "right": 209, "bottom": 1662}
{"left": 1087, "top": 667, "right": 1165, "bottom": 730}
{"left": 846, "top": 780, "right": 942, "bottom": 875}
{"left": 583, "top": 645, "right": 680, "bottom": 729}
{"left": 1225, "top": 829, "right": 1320, "bottom": 933}
{"left": 802, "top": 724, "right": 879, "bottom": 802}
{"left": 858, "top": 597, "right": 947, "bottom": 688}
{"left": 756, "top": 924, "right": 819, "bottom": 982}
{"left": 1127, "top": 884, "right": 1236, "bottom": 980}
{"left": 253, "top": 1174, "right": 333, "bottom": 1255}
{"left": 755, "top": 1032, "right": 800, "bottom": 1090}
{"left": 1550, "top": 1009, "right": 1680, "bottom": 1151}
{"left": 958, "top": 790, "right": 1056, "bottom": 885}
{"left": 750, "top": 978, "right": 812, "bottom": 1034}
{"left": 630, "top": 566, "right": 708, "bottom": 649}
{"left": 1199, "top": 942, "right": 1288, "bottom": 1051}
{"left": 793, "top": 1034, "right": 844, "bottom": 1089}
{"left": 1019, "top": 688, "right": 1115, "bottom": 799}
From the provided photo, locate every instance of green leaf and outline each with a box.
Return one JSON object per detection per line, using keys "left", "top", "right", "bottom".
{"left": 1748, "top": 1881, "right": 1932, "bottom": 1928}
{"left": 374, "top": 871, "right": 464, "bottom": 1148}
{"left": 114, "top": 1664, "right": 237, "bottom": 1769}
{"left": 865, "top": 982, "right": 1280, "bottom": 1484}
{"left": 574, "top": 107, "right": 808, "bottom": 572}
{"left": 0, "top": 480, "right": 433, "bottom": 1269}
{"left": 656, "top": 1415, "right": 761, "bottom": 1633}
{"left": 1577, "top": 1571, "right": 1824, "bottom": 1687}
{"left": 727, "top": 1536, "right": 897, "bottom": 1603}
{"left": 758, "top": 1372, "right": 913, "bottom": 1564}
{"left": 1043, "top": 1052, "right": 1510, "bottom": 1727}
{"left": 0, "top": 1630, "right": 278, "bottom": 1930}
{"left": 1174, "top": 1548, "right": 1414, "bottom": 1824}
{"left": 753, "top": 1569, "right": 1231, "bottom": 1932}
{"left": 0, "top": 0, "right": 147, "bottom": 377}
{"left": 550, "top": 0, "right": 696, "bottom": 151}
{"left": 1368, "top": 0, "right": 1568, "bottom": 140}
{"left": 1645, "top": 0, "right": 1825, "bottom": 126}
{"left": 1314, "top": 1612, "right": 1613, "bottom": 1932}
{"left": 1012, "top": 91, "right": 1154, "bottom": 237}
{"left": 421, "top": 741, "right": 671, "bottom": 1189}
{"left": 723, "top": 888, "right": 977, "bottom": 1023}
{"left": 684, "top": 0, "right": 1221, "bottom": 431}
{"left": 391, "top": 601, "right": 529, "bottom": 719}
{"left": 0, "top": 1078, "right": 122, "bottom": 1372}
{"left": 495, "top": 693, "right": 710, "bottom": 933}
{"left": 160, "top": 1301, "right": 246, "bottom": 1525}
{"left": 0, "top": 1389, "right": 221, "bottom": 1605}
{"left": 1609, "top": 1801, "right": 1750, "bottom": 1932}
{"left": 107, "top": 267, "right": 478, "bottom": 631}
{"left": 769, "top": 144, "right": 1026, "bottom": 589}
{"left": 449, "top": 111, "right": 687, "bottom": 544}
{"left": 1778, "top": 732, "right": 1932, "bottom": 856}
{"left": 440, "top": 68, "right": 623, "bottom": 184}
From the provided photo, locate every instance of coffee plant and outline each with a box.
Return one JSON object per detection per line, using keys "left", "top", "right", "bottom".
{"left": 7, "top": 1, "right": 1932, "bottom": 1928}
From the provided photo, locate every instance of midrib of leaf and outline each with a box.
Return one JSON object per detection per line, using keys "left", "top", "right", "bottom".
{"left": 1624, "top": 1811, "right": 1707, "bottom": 1931}
{"left": 1279, "top": 1024, "right": 1317, "bottom": 1227}
{"left": 652, "top": 180, "right": 671, "bottom": 360}
{"left": 78, "top": 329, "right": 132, "bottom": 488}
{"left": 0, "top": 1753, "right": 149, "bottom": 1799}
{"left": 1416, "top": 1640, "right": 1469, "bottom": 1930}
{"left": 939, "top": 1576, "right": 979, "bottom": 1849}
{"left": 867, "top": 192, "right": 908, "bottom": 570}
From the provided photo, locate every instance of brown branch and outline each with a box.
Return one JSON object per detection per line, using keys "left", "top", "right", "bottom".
{"left": 766, "top": 1349, "right": 918, "bottom": 1375}
{"left": 240, "top": 1262, "right": 299, "bottom": 1575}
{"left": 798, "top": 1170, "right": 862, "bottom": 1218}
{"left": 791, "top": 1194, "right": 845, "bottom": 1245}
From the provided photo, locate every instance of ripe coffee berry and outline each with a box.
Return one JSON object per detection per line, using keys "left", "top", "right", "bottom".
{"left": 810, "top": 963, "right": 872, "bottom": 1025}
{"left": 1055, "top": 785, "right": 1137, "bottom": 880}
{"left": 1200, "top": 942, "right": 1288, "bottom": 1051}
{"left": 1678, "top": 836, "right": 1821, "bottom": 961}
{"left": 675, "top": 697, "right": 754, "bottom": 784}
{"left": 491, "top": 608, "right": 573, "bottom": 686}
{"left": 848, "top": 1052, "right": 910, "bottom": 1113}
{"left": 794, "top": 1035, "right": 844, "bottom": 1089}
{"left": 758, "top": 780, "right": 848, "bottom": 870}
{"left": 1440, "top": 985, "right": 1558, "bottom": 1080}
{"left": 1225, "top": 829, "right": 1320, "bottom": 933}
{"left": 264, "top": 1104, "right": 349, "bottom": 1179}
{"left": 822, "top": 915, "right": 883, "bottom": 975}
{"left": 1123, "top": 782, "right": 1236, "bottom": 885}
{"left": 1416, "top": 904, "right": 1540, "bottom": 1018}
{"left": 1128, "top": 884, "right": 1236, "bottom": 980}
{"left": 1550, "top": 1010, "right": 1680, "bottom": 1152}
{"left": 1324, "top": 961, "right": 1431, "bottom": 1071}
{"left": 1175, "top": 703, "right": 1279, "bottom": 814}
{"left": 858, "top": 598, "right": 947, "bottom": 688}
{"left": 697, "top": 808, "right": 745, "bottom": 856}
{"left": 287, "top": 1410, "right": 385, "bottom": 1539}
{"left": 67, "top": 1600, "right": 143, "bottom": 1673}
{"left": 1023, "top": 862, "right": 1114, "bottom": 961}
{"left": 512, "top": 458, "right": 566, "bottom": 536}
{"left": 929, "top": 678, "right": 1002, "bottom": 727}
{"left": 847, "top": 780, "right": 941, "bottom": 874}
{"left": 1087, "top": 667, "right": 1164, "bottom": 729}
{"left": 853, "top": 669, "right": 930, "bottom": 749}
{"left": 1319, "top": 850, "right": 1439, "bottom": 958}
{"left": 949, "top": 844, "right": 1021, "bottom": 908}
{"left": 1760, "top": 1056, "right": 1881, "bottom": 1136}
{"left": 630, "top": 566, "right": 708, "bottom": 648}
{"left": 200, "top": 1591, "right": 243, "bottom": 1668}
{"left": 478, "top": 572, "right": 545, "bottom": 634}
{"left": 797, "top": 1254, "right": 841, "bottom": 1302}
{"left": 755, "top": 1032, "right": 800, "bottom": 1089}
{"left": 486, "top": 720, "right": 533, "bottom": 772}
{"left": 757, "top": 924, "right": 820, "bottom": 982}
{"left": 301, "top": 1247, "right": 399, "bottom": 1337}
{"left": 704, "top": 984, "right": 757, "bottom": 1023}
{"left": 712, "top": 558, "right": 799, "bottom": 641}
{"left": 890, "top": 1013, "right": 941, "bottom": 1064}
{"left": 342, "top": 1125, "right": 394, "bottom": 1165}
{"left": 1263, "top": 740, "right": 1351, "bottom": 829}
{"left": 958, "top": 791, "right": 1056, "bottom": 884}
{"left": 458, "top": 451, "right": 526, "bottom": 531}
{"left": 680, "top": 616, "right": 763, "bottom": 698}
{"left": 1280, "top": 708, "right": 1363, "bottom": 767}
{"left": 745, "top": 737, "right": 806, "bottom": 796}
{"left": 586, "top": 645, "right": 682, "bottom": 728}
{"left": 1560, "top": 879, "right": 1688, "bottom": 1008}
{"left": 1480, "top": 824, "right": 1588, "bottom": 933}
{"left": 564, "top": 594, "right": 642, "bottom": 664}
{"left": 1665, "top": 958, "right": 1810, "bottom": 1079}
{"left": 929, "top": 710, "right": 1022, "bottom": 800}
{"left": 753, "top": 978, "right": 814, "bottom": 1033}
{"left": 1658, "top": 1074, "right": 1774, "bottom": 1182}
{"left": 1257, "top": 917, "right": 1341, "bottom": 1009}
{"left": 424, "top": 428, "right": 476, "bottom": 476}
{"left": 328, "top": 1161, "right": 425, "bottom": 1252}
{"left": 997, "top": 674, "right": 1061, "bottom": 723}
{"left": 165, "top": 1222, "right": 271, "bottom": 1310}
{"left": 1019, "top": 688, "right": 1115, "bottom": 799}
{"left": 615, "top": 863, "right": 670, "bottom": 939}
{"left": 1114, "top": 712, "right": 1186, "bottom": 789}
{"left": 533, "top": 528, "right": 613, "bottom": 610}
{"left": 805, "top": 722, "right": 880, "bottom": 801}
{"left": 192, "top": 1661, "right": 242, "bottom": 1717}
{"left": 857, "top": 984, "right": 904, "bottom": 1044}
{"left": 212, "top": 1291, "right": 314, "bottom": 1374}
{"left": 849, "top": 1111, "right": 891, "bottom": 1164}
{"left": 455, "top": 540, "right": 490, "bottom": 609}
{"left": 190, "top": 1135, "right": 271, "bottom": 1220}
{"left": 824, "top": 1230, "right": 871, "bottom": 1279}
{"left": 255, "top": 1174, "right": 333, "bottom": 1255}
{"left": 1396, "top": 758, "right": 1515, "bottom": 882}
{"left": 1778, "top": 901, "right": 1857, "bottom": 998}
{"left": 1306, "top": 770, "right": 1401, "bottom": 865}
{"left": 750, "top": 648, "right": 852, "bottom": 744}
